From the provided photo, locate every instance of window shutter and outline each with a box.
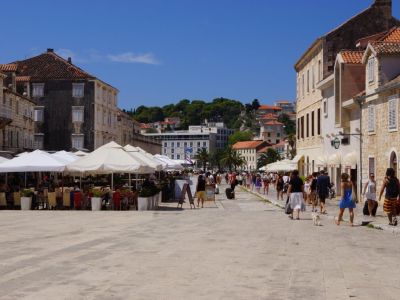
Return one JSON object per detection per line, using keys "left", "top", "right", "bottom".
{"left": 368, "top": 105, "right": 375, "bottom": 132}
{"left": 388, "top": 97, "right": 397, "bottom": 130}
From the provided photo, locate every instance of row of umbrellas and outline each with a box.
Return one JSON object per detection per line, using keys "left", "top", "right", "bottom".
{"left": 260, "top": 159, "right": 298, "bottom": 172}
{"left": 0, "top": 141, "right": 183, "bottom": 174}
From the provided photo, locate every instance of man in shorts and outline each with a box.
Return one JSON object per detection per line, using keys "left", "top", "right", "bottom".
{"left": 310, "top": 172, "right": 318, "bottom": 212}
{"left": 317, "top": 170, "right": 330, "bottom": 214}
{"left": 196, "top": 174, "right": 206, "bottom": 208}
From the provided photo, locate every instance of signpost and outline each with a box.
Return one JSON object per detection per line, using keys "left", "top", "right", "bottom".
{"left": 177, "top": 183, "right": 195, "bottom": 209}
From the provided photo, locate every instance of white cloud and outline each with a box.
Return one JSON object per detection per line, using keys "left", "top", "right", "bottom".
{"left": 107, "top": 52, "right": 159, "bottom": 65}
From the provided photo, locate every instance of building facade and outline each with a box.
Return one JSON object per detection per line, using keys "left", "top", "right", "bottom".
{"left": 143, "top": 122, "right": 233, "bottom": 160}
{"left": 360, "top": 27, "right": 400, "bottom": 194}
{"left": 232, "top": 140, "right": 270, "bottom": 171}
{"left": 295, "top": 0, "right": 399, "bottom": 177}
{"left": 0, "top": 68, "right": 36, "bottom": 153}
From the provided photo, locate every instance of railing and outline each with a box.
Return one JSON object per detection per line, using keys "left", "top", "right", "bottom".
{"left": 0, "top": 104, "right": 12, "bottom": 120}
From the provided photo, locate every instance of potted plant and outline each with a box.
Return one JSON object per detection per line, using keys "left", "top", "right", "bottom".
{"left": 20, "top": 189, "right": 34, "bottom": 210}
{"left": 138, "top": 186, "right": 159, "bottom": 210}
{"left": 91, "top": 189, "right": 102, "bottom": 211}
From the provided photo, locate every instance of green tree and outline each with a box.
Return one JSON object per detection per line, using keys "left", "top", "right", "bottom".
{"left": 221, "top": 147, "right": 245, "bottom": 171}
{"left": 209, "top": 148, "right": 225, "bottom": 171}
{"left": 195, "top": 148, "right": 209, "bottom": 172}
{"left": 257, "top": 148, "right": 280, "bottom": 169}
{"left": 228, "top": 130, "right": 253, "bottom": 145}
{"left": 278, "top": 113, "right": 296, "bottom": 135}
{"left": 251, "top": 99, "right": 260, "bottom": 111}
{"left": 286, "top": 134, "right": 296, "bottom": 159}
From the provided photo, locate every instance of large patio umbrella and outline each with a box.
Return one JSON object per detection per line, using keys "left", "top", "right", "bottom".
{"left": 66, "top": 141, "right": 152, "bottom": 174}
{"left": 0, "top": 150, "right": 66, "bottom": 173}
{"left": 0, "top": 157, "right": 9, "bottom": 164}
{"left": 51, "top": 151, "right": 79, "bottom": 164}
{"left": 154, "top": 154, "right": 184, "bottom": 171}
{"left": 124, "top": 145, "right": 163, "bottom": 172}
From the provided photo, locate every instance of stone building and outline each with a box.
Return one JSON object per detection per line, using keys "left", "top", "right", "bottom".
{"left": 4, "top": 49, "right": 119, "bottom": 151}
{"left": 294, "top": 0, "right": 399, "bottom": 177}
{"left": 232, "top": 140, "right": 270, "bottom": 171}
{"left": 360, "top": 27, "right": 400, "bottom": 193}
{"left": 0, "top": 67, "right": 36, "bottom": 153}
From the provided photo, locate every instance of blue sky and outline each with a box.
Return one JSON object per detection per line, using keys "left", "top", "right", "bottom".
{"left": 1, "top": 0, "right": 399, "bottom": 109}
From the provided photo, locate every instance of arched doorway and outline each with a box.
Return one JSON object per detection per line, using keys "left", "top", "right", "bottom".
{"left": 390, "top": 151, "right": 397, "bottom": 176}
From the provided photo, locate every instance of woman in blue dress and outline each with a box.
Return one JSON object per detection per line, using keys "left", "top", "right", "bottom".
{"left": 335, "top": 173, "right": 356, "bottom": 226}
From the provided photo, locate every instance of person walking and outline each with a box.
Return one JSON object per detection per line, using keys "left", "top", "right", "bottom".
{"left": 196, "top": 174, "right": 206, "bottom": 208}
{"left": 262, "top": 173, "right": 270, "bottom": 195}
{"left": 363, "top": 173, "right": 377, "bottom": 217}
{"left": 378, "top": 168, "right": 399, "bottom": 226}
{"left": 288, "top": 170, "right": 305, "bottom": 220}
{"left": 335, "top": 173, "right": 356, "bottom": 226}
{"left": 276, "top": 174, "right": 284, "bottom": 201}
{"left": 310, "top": 172, "right": 318, "bottom": 212}
{"left": 251, "top": 173, "right": 257, "bottom": 191}
{"left": 255, "top": 174, "right": 262, "bottom": 193}
{"left": 317, "top": 170, "right": 330, "bottom": 214}
{"left": 304, "top": 177, "right": 310, "bottom": 204}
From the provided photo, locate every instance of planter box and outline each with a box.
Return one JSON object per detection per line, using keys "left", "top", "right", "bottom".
{"left": 138, "top": 197, "right": 149, "bottom": 211}
{"left": 21, "top": 197, "right": 32, "bottom": 210}
{"left": 91, "top": 197, "right": 102, "bottom": 211}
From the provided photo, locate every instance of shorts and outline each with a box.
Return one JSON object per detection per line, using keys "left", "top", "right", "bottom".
{"left": 196, "top": 191, "right": 206, "bottom": 200}
{"left": 383, "top": 198, "right": 397, "bottom": 213}
{"left": 318, "top": 194, "right": 326, "bottom": 204}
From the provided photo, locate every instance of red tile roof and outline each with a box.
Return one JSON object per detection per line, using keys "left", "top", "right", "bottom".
{"left": 11, "top": 51, "right": 95, "bottom": 81}
{"left": 371, "top": 42, "right": 400, "bottom": 55}
{"left": 0, "top": 64, "right": 18, "bottom": 72}
{"left": 340, "top": 50, "right": 364, "bottom": 64}
{"left": 272, "top": 141, "right": 286, "bottom": 148}
{"left": 381, "top": 27, "right": 400, "bottom": 43}
{"left": 260, "top": 113, "right": 278, "bottom": 120}
{"left": 257, "top": 146, "right": 271, "bottom": 153}
{"left": 232, "top": 140, "right": 265, "bottom": 149}
{"left": 258, "top": 105, "right": 282, "bottom": 111}
{"left": 140, "top": 123, "right": 152, "bottom": 129}
{"left": 15, "top": 76, "right": 31, "bottom": 82}
{"left": 264, "top": 120, "right": 284, "bottom": 126}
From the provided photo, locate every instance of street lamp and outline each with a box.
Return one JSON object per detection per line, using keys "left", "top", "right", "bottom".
{"left": 332, "top": 137, "right": 341, "bottom": 149}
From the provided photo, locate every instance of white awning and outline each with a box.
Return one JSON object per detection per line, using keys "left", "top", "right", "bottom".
{"left": 328, "top": 153, "right": 341, "bottom": 167}
{"left": 292, "top": 154, "right": 304, "bottom": 164}
{"left": 0, "top": 150, "right": 66, "bottom": 172}
{"left": 316, "top": 155, "right": 329, "bottom": 167}
{"left": 343, "top": 151, "right": 358, "bottom": 168}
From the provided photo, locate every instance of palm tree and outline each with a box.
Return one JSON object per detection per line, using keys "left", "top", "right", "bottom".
{"left": 257, "top": 148, "right": 280, "bottom": 169}
{"left": 195, "top": 148, "right": 209, "bottom": 172}
{"left": 221, "top": 146, "right": 245, "bottom": 171}
{"left": 286, "top": 134, "right": 296, "bottom": 159}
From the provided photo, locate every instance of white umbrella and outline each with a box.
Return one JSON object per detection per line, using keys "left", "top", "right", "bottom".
{"left": 51, "top": 151, "right": 79, "bottom": 164}
{"left": 0, "top": 157, "right": 9, "bottom": 164}
{"left": 0, "top": 150, "right": 66, "bottom": 173}
{"left": 154, "top": 154, "right": 184, "bottom": 171}
{"left": 124, "top": 145, "right": 163, "bottom": 172}
{"left": 66, "top": 141, "right": 151, "bottom": 174}
{"left": 74, "top": 150, "right": 88, "bottom": 157}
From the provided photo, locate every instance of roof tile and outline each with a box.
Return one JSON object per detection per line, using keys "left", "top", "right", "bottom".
{"left": 371, "top": 42, "right": 400, "bottom": 55}
{"left": 258, "top": 105, "right": 282, "bottom": 111}
{"left": 232, "top": 140, "right": 265, "bottom": 149}
{"left": 0, "top": 64, "right": 18, "bottom": 72}
{"left": 340, "top": 50, "right": 364, "bottom": 64}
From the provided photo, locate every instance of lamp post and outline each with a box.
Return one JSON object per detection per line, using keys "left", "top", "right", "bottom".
{"left": 332, "top": 137, "right": 341, "bottom": 149}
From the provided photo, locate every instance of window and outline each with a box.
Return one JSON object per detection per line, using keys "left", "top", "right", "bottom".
{"left": 306, "top": 114, "right": 309, "bottom": 137}
{"left": 72, "top": 135, "right": 84, "bottom": 149}
{"left": 302, "top": 74, "right": 305, "bottom": 97}
{"left": 318, "top": 60, "right": 322, "bottom": 81}
{"left": 197, "top": 142, "right": 200, "bottom": 147}
{"left": 171, "top": 142, "right": 174, "bottom": 147}
{"left": 16, "top": 101, "right": 19, "bottom": 115}
{"left": 323, "top": 100, "right": 328, "bottom": 116}
{"left": 72, "top": 83, "right": 85, "bottom": 98}
{"left": 34, "top": 134, "right": 44, "bottom": 149}
{"left": 32, "top": 83, "right": 44, "bottom": 98}
{"left": 177, "top": 154, "right": 180, "bottom": 159}
{"left": 164, "top": 142, "right": 167, "bottom": 147}
{"left": 72, "top": 106, "right": 84, "bottom": 122}
{"left": 267, "top": 132, "right": 271, "bottom": 137}
{"left": 311, "top": 111, "right": 315, "bottom": 136}
{"left": 301, "top": 116, "right": 304, "bottom": 139}
{"left": 171, "top": 154, "right": 174, "bottom": 159}
{"left": 297, "top": 118, "right": 300, "bottom": 139}
{"left": 307, "top": 70, "right": 310, "bottom": 93}
{"left": 203, "top": 141, "right": 207, "bottom": 147}
{"left": 34, "top": 107, "right": 44, "bottom": 122}
{"left": 276, "top": 139, "right": 280, "bottom": 144}
{"left": 184, "top": 142, "right": 187, "bottom": 147}
{"left": 368, "top": 58, "right": 375, "bottom": 83}
{"left": 312, "top": 65, "right": 315, "bottom": 90}
{"left": 277, "top": 132, "right": 280, "bottom": 137}
{"left": 177, "top": 142, "right": 180, "bottom": 147}
{"left": 369, "top": 157, "right": 375, "bottom": 175}
{"left": 190, "top": 142, "right": 193, "bottom": 147}
{"left": 317, "top": 109, "right": 321, "bottom": 135}
{"left": 388, "top": 95, "right": 398, "bottom": 131}
{"left": 164, "top": 148, "right": 167, "bottom": 154}
{"left": 368, "top": 105, "right": 375, "bottom": 132}
{"left": 171, "top": 148, "right": 174, "bottom": 154}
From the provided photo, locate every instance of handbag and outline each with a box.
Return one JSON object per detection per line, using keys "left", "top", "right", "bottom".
{"left": 285, "top": 196, "right": 293, "bottom": 214}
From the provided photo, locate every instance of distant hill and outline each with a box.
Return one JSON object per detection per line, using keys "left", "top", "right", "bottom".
{"left": 129, "top": 97, "right": 244, "bottom": 129}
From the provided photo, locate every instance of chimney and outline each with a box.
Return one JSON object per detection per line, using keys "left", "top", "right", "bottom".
{"left": 67, "top": 57, "right": 72, "bottom": 63}
{"left": 47, "top": 48, "right": 54, "bottom": 53}
{"left": 373, "top": 0, "right": 392, "bottom": 19}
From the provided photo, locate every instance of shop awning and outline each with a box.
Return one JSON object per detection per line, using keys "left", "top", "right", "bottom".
{"left": 328, "top": 153, "right": 341, "bottom": 167}
{"left": 343, "top": 151, "right": 358, "bottom": 168}
{"left": 316, "top": 155, "right": 329, "bottom": 167}
{"left": 291, "top": 154, "right": 304, "bottom": 164}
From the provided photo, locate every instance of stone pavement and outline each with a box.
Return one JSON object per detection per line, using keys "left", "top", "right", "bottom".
{"left": 245, "top": 183, "right": 400, "bottom": 234}
{"left": 0, "top": 184, "right": 400, "bottom": 299}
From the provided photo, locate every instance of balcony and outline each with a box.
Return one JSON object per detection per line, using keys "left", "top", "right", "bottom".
{"left": 0, "top": 104, "right": 12, "bottom": 129}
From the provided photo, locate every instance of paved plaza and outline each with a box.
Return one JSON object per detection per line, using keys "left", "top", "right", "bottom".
{"left": 1, "top": 185, "right": 400, "bottom": 300}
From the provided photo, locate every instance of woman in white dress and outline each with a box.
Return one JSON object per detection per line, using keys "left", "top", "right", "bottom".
{"left": 363, "top": 173, "right": 377, "bottom": 217}
{"left": 288, "top": 170, "right": 305, "bottom": 220}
